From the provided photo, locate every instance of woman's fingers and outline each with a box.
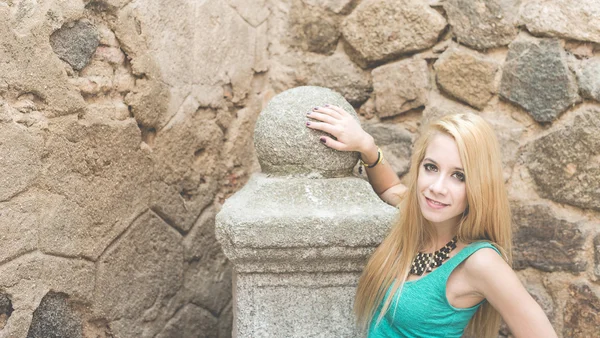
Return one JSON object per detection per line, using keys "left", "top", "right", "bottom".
{"left": 307, "top": 111, "right": 337, "bottom": 125}
{"left": 313, "top": 106, "right": 342, "bottom": 119}
{"left": 326, "top": 104, "right": 350, "bottom": 117}
{"left": 318, "top": 136, "right": 347, "bottom": 151}
{"left": 306, "top": 120, "right": 338, "bottom": 136}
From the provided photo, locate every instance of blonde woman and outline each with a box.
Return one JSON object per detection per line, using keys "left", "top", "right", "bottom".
{"left": 305, "top": 105, "right": 557, "bottom": 338}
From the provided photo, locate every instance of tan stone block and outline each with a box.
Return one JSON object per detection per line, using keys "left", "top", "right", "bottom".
{"left": 372, "top": 58, "right": 429, "bottom": 118}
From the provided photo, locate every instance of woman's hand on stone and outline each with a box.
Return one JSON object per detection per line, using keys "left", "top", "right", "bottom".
{"left": 305, "top": 104, "right": 375, "bottom": 155}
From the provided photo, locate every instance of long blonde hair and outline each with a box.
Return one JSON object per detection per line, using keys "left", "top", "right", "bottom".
{"left": 354, "top": 113, "right": 513, "bottom": 338}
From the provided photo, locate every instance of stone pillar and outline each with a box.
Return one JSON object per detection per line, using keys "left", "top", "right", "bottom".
{"left": 216, "top": 86, "right": 397, "bottom": 337}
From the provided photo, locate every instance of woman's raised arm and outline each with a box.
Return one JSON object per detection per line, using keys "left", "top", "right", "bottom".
{"left": 306, "top": 104, "right": 406, "bottom": 206}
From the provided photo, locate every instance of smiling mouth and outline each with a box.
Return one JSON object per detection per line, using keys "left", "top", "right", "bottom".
{"left": 425, "top": 196, "right": 450, "bottom": 207}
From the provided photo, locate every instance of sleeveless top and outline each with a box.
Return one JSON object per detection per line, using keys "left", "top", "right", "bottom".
{"left": 367, "top": 241, "right": 501, "bottom": 338}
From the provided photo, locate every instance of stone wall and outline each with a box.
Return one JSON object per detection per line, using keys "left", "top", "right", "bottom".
{"left": 0, "top": 0, "right": 598, "bottom": 337}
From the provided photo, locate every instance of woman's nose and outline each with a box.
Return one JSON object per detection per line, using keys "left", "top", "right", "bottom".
{"left": 429, "top": 176, "right": 448, "bottom": 195}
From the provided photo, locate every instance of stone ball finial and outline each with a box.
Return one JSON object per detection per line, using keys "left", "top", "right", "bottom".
{"left": 254, "top": 86, "right": 360, "bottom": 177}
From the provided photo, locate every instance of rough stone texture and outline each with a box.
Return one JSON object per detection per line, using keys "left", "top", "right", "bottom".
{"left": 289, "top": 0, "right": 341, "bottom": 54}
{"left": 95, "top": 211, "right": 184, "bottom": 337}
{"left": 511, "top": 202, "right": 587, "bottom": 272}
{"left": 434, "top": 47, "right": 499, "bottom": 110}
{"left": 443, "top": 0, "right": 520, "bottom": 50}
{"left": 308, "top": 52, "right": 372, "bottom": 105}
{"left": 594, "top": 234, "right": 600, "bottom": 280}
{"left": 372, "top": 58, "right": 429, "bottom": 117}
{"left": 0, "top": 293, "right": 13, "bottom": 330}
{"left": 521, "top": 0, "right": 600, "bottom": 44}
{"left": 526, "top": 108, "right": 600, "bottom": 211}
{"left": 575, "top": 57, "right": 600, "bottom": 102}
{"left": 499, "top": 37, "right": 580, "bottom": 123}
{"left": 563, "top": 283, "right": 600, "bottom": 337}
{"left": 362, "top": 123, "right": 413, "bottom": 177}
{"left": 183, "top": 208, "right": 232, "bottom": 316}
{"left": 26, "top": 293, "right": 83, "bottom": 338}
{"left": 254, "top": 86, "right": 359, "bottom": 177}
{"left": 155, "top": 304, "right": 218, "bottom": 338}
{"left": 301, "top": 0, "right": 357, "bottom": 14}
{"left": 217, "top": 170, "right": 396, "bottom": 337}
{"left": 50, "top": 20, "right": 100, "bottom": 71}
{"left": 341, "top": 0, "right": 446, "bottom": 66}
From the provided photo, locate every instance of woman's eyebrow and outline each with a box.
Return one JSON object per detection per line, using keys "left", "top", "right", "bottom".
{"left": 423, "top": 157, "right": 464, "bottom": 172}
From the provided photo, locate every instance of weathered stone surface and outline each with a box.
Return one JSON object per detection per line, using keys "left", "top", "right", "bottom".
{"left": 218, "top": 301, "right": 233, "bottom": 338}
{"left": 521, "top": 0, "right": 600, "bottom": 44}
{"left": 50, "top": 20, "right": 99, "bottom": 71}
{"left": 575, "top": 57, "right": 600, "bottom": 101}
{"left": 563, "top": 283, "right": 600, "bottom": 337}
{"left": 254, "top": 86, "right": 359, "bottom": 177}
{"left": 155, "top": 304, "right": 218, "bottom": 338}
{"left": 289, "top": 0, "right": 341, "bottom": 54}
{"left": 183, "top": 208, "right": 232, "bottom": 315}
{"left": 0, "top": 122, "right": 43, "bottom": 202}
{"left": 499, "top": 37, "right": 580, "bottom": 123}
{"left": 526, "top": 108, "right": 600, "bottom": 211}
{"left": 362, "top": 123, "right": 413, "bottom": 177}
{"left": 95, "top": 211, "right": 184, "bottom": 337}
{"left": 511, "top": 203, "right": 587, "bottom": 272}
{"left": 0, "top": 7, "right": 85, "bottom": 116}
{"left": 302, "top": 0, "right": 357, "bottom": 14}
{"left": 26, "top": 293, "right": 83, "bottom": 338}
{"left": 595, "top": 234, "right": 600, "bottom": 279}
{"left": 434, "top": 47, "right": 499, "bottom": 110}
{"left": 225, "top": 0, "right": 270, "bottom": 27}
{"left": 372, "top": 58, "right": 429, "bottom": 117}
{"left": 443, "top": 0, "right": 520, "bottom": 50}
{"left": 308, "top": 52, "right": 372, "bottom": 105}
{"left": 341, "top": 0, "right": 446, "bottom": 66}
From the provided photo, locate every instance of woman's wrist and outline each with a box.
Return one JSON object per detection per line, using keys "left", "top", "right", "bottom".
{"left": 359, "top": 135, "right": 379, "bottom": 165}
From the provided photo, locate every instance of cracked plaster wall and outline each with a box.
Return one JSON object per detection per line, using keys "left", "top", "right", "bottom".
{"left": 0, "top": 0, "right": 599, "bottom": 337}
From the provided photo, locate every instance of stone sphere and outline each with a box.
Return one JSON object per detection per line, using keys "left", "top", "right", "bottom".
{"left": 254, "top": 86, "right": 360, "bottom": 177}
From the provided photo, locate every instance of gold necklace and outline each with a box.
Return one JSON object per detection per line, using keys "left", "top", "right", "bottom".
{"left": 409, "top": 237, "right": 458, "bottom": 276}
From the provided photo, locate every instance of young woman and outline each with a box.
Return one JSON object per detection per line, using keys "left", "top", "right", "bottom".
{"left": 305, "top": 105, "right": 557, "bottom": 338}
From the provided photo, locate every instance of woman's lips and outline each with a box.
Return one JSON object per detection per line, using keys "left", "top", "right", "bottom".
{"left": 425, "top": 196, "right": 449, "bottom": 209}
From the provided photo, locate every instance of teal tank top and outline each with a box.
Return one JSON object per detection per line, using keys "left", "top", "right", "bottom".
{"left": 368, "top": 241, "right": 501, "bottom": 338}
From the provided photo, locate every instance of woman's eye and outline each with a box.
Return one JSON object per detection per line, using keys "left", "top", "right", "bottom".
{"left": 453, "top": 172, "right": 465, "bottom": 182}
{"left": 424, "top": 163, "right": 437, "bottom": 172}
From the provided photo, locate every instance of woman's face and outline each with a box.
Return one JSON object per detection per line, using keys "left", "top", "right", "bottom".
{"left": 417, "top": 133, "right": 468, "bottom": 230}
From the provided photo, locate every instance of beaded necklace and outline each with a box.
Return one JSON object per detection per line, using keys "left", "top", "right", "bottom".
{"left": 409, "top": 237, "right": 458, "bottom": 276}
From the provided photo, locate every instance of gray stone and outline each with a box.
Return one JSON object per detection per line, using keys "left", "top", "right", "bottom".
{"left": 308, "top": 53, "right": 372, "bottom": 105}
{"left": 26, "top": 293, "right": 83, "bottom": 338}
{"left": 362, "top": 123, "right": 413, "bottom": 177}
{"left": 563, "top": 283, "right": 600, "bottom": 337}
{"left": 254, "top": 86, "right": 359, "bottom": 177}
{"left": 526, "top": 108, "right": 600, "bottom": 211}
{"left": 216, "top": 174, "right": 396, "bottom": 272}
{"left": 521, "top": 0, "right": 600, "bottom": 44}
{"left": 576, "top": 57, "right": 600, "bottom": 101}
{"left": 95, "top": 211, "right": 184, "bottom": 337}
{"left": 341, "top": 0, "right": 446, "bottom": 66}
{"left": 499, "top": 37, "right": 580, "bottom": 123}
{"left": 511, "top": 203, "right": 587, "bottom": 273}
{"left": 50, "top": 20, "right": 100, "bottom": 71}
{"left": 218, "top": 301, "right": 233, "bottom": 338}
{"left": 183, "top": 208, "right": 232, "bottom": 315}
{"left": 155, "top": 304, "right": 218, "bottom": 338}
{"left": 434, "top": 47, "right": 499, "bottom": 110}
{"left": 372, "top": 58, "right": 429, "bottom": 117}
{"left": 443, "top": 0, "right": 520, "bottom": 50}
{"left": 289, "top": 0, "right": 341, "bottom": 54}
{"left": 0, "top": 293, "right": 12, "bottom": 330}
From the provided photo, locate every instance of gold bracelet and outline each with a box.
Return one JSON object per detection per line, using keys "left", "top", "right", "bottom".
{"left": 359, "top": 147, "right": 384, "bottom": 169}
